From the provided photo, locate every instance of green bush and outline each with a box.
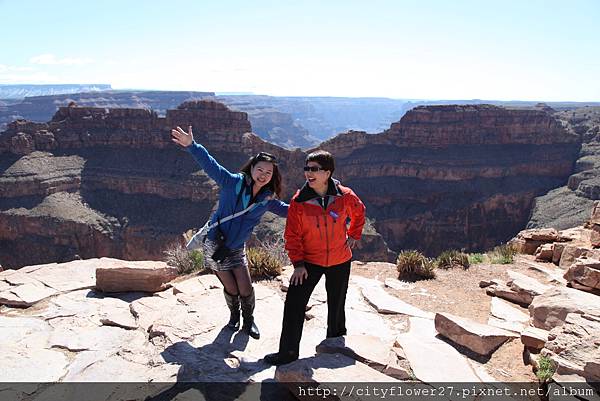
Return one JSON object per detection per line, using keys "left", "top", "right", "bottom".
{"left": 535, "top": 355, "right": 556, "bottom": 382}
{"left": 164, "top": 244, "right": 206, "bottom": 275}
{"left": 489, "top": 243, "right": 517, "bottom": 264}
{"left": 468, "top": 253, "right": 485, "bottom": 264}
{"left": 247, "top": 247, "right": 283, "bottom": 279}
{"left": 435, "top": 250, "right": 470, "bottom": 270}
{"left": 396, "top": 250, "right": 436, "bottom": 279}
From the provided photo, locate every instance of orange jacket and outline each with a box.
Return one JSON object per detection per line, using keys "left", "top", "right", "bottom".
{"left": 284, "top": 179, "right": 366, "bottom": 268}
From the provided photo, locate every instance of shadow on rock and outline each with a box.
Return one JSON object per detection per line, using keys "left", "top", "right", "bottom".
{"left": 147, "top": 327, "right": 293, "bottom": 401}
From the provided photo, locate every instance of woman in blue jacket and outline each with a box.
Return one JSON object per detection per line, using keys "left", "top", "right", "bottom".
{"left": 171, "top": 125, "right": 288, "bottom": 339}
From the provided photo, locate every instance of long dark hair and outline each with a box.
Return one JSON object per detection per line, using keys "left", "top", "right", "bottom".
{"left": 240, "top": 152, "right": 282, "bottom": 198}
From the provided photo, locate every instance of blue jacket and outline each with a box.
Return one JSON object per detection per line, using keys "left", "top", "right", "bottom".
{"left": 187, "top": 142, "right": 288, "bottom": 250}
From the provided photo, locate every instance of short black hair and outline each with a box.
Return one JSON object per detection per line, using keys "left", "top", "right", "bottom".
{"left": 306, "top": 150, "right": 334, "bottom": 173}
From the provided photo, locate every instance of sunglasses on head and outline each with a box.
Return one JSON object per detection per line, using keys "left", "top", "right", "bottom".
{"left": 255, "top": 152, "right": 276, "bottom": 162}
{"left": 303, "top": 166, "right": 326, "bottom": 172}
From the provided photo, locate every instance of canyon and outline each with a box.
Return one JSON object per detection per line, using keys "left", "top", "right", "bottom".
{"left": 0, "top": 101, "right": 581, "bottom": 267}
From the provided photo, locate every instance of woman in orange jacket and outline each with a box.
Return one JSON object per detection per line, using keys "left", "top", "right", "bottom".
{"left": 264, "top": 150, "right": 366, "bottom": 365}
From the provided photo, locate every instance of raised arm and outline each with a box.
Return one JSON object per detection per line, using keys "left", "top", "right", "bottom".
{"left": 171, "top": 125, "right": 237, "bottom": 187}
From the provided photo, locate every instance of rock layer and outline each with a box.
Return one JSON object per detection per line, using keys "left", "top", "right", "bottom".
{"left": 318, "top": 105, "right": 579, "bottom": 255}
{"left": 0, "top": 103, "right": 578, "bottom": 267}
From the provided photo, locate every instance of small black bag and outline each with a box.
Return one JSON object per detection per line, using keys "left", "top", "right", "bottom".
{"left": 211, "top": 226, "right": 231, "bottom": 262}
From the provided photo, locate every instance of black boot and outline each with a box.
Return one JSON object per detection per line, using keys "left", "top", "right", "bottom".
{"left": 240, "top": 288, "right": 260, "bottom": 339}
{"left": 223, "top": 289, "right": 240, "bottom": 331}
{"left": 264, "top": 351, "right": 298, "bottom": 366}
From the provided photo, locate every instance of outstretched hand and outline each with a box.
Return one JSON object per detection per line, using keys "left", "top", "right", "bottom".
{"left": 171, "top": 125, "right": 194, "bottom": 147}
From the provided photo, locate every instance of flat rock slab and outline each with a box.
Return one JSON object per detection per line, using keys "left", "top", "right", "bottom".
{"left": 520, "top": 259, "right": 567, "bottom": 285}
{"left": 27, "top": 258, "right": 100, "bottom": 292}
{"left": 47, "top": 325, "right": 146, "bottom": 352}
{"left": 529, "top": 286, "right": 600, "bottom": 330}
{"left": 34, "top": 289, "right": 137, "bottom": 326}
{"left": 171, "top": 277, "right": 209, "bottom": 296}
{"left": 0, "top": 316, "right": 52, "bottom": 348}
{"left": 99, "top": 309, "right": 138, "bottom": 330}
{"left": 2, "top": 348, "right": 69, "bottom": 381}
{"left": 487, "top": 316, "right": 525, "bottom": 334}
{"left": 275, "top": 352, "right": 398, "bottom": 384}
{"left": 507, "top": 270, "right": 551, "bottom": 299}
{"left": 384, "top": 278, "right": 414, "bottom": 291}
{"left": 359, "top": 282, "right": 433, "bottom": 319}
{"left": 396, "top": 317, "right": 482, "bottom": 382}
{"left": 197, "top": 274, "right": 222, "bottom": 289}
{"left": 96, "top": 260, "right": 178, "bottom": 293}
{"left": 316, "top": 335, "right": 394, "bottom": 371}
{"left": 0, "top": 282, "right": 58, "bottom": 307}
{"left": 490, "top": 297, "right": 529, "bottom": 323}
{"left": 435, "top": 312, "right": 518, "bottom": 356}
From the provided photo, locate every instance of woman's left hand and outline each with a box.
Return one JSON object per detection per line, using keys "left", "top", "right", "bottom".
{"left": 290, "top": 267, "right": 308, "bottom": 286}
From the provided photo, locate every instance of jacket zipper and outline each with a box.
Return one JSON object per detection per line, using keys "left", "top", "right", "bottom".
{"left": 316, "top": 216, "right": 323, "bottom": 241}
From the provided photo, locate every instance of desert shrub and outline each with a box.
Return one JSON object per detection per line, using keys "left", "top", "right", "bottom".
{"left": 247, "top": 247, "right": 283, "bottom": 279}
{"left": 468, "top": 253, "right": 485, "bottom": 264}
{"left": 535, "top": 355, "right": 556, "bottom": 382}
{"left": 489, "top": 243, "right": 517, "bottom": 264}
{"left": 435, "top": 250, "right": 470, "bottom": 270}
{"left": 397, "top": 250, "right": 436, "bottom": 279}
{"left": 164, "top": 243, "right": 206, "bottom": 275}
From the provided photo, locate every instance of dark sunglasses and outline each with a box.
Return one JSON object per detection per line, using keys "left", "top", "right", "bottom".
{"left": 303, "top": 166, "right": 326, "bottom": 172}
{"left": 255, "top": 152, "right": 276, "bottom": 163}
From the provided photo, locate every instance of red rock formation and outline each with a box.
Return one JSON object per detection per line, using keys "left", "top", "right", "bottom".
{"left": 0, "top": 103, "right": 578, "bottom": 267}
{"left": 316, "top": 105, "right": 580, "bottom": 255}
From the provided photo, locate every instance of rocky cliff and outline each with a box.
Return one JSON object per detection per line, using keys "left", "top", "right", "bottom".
{"left": 528, "top": 106, "right": 600, "bottom": 230}
{"left": 0, "top": 101, "right": 298, "bottom": 268}
{"left": 0, "top": 103, "right": 578, "bottom": 267}
{"left": 0, "top": 91, "right": 322, "bottom": 149}
{"left": 317, "top": 105, "right": 580, "bottom": 255}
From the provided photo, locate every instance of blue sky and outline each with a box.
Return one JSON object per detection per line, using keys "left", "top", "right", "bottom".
{"left": 1, "top": 0, "right": 599, "bottom": 101}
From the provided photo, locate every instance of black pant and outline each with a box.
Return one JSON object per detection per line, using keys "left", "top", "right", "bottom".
{"left": 278, "top": 259, "right": 351, "bottom": 356}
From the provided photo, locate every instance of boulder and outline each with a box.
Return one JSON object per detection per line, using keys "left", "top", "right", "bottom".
{"left": 552, "top": 243, "right": 566, "bottom": 264}
{"left": 434, "top": 313, "right": 518, "bottom": 356}
{"left": 512, "top": 228, "right": 558, "bottom": 255}
{"left": 95, "top": 261, "right": 178, "bottom": 293}
{"left": 520, "top": 327, "right": 550, "bottom": 350}
{"left": 529, "top": 287, "right": 600, "bottom": 330}
{"left": 563, "top": 257, "right": 600, "bottom": 292}
{"left": 535, "top": 243, "right": 555, "bottom": 262}
{"left": 543, "top": 313, "right": 600, "bottom": 381}
{"left": 559, "top": 245, "right": 589, "bottom": 269}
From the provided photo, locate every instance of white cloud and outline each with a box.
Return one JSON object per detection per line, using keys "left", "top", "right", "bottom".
{"left": 0, "top": 71, "right": 61, "bottom": 84}
{"left": 29, "top": 54, "right": 94, "bottom": 66}
{"left": 0, "top": 64, "right": 35, "bottom": 73}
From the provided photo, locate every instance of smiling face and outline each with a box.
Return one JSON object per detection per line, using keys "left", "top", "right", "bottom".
{"left": 305, "top": 161, "right": 331, "bottom": 192}
{"left": 251, "top": 161, "right": 274, "bottom": 189}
